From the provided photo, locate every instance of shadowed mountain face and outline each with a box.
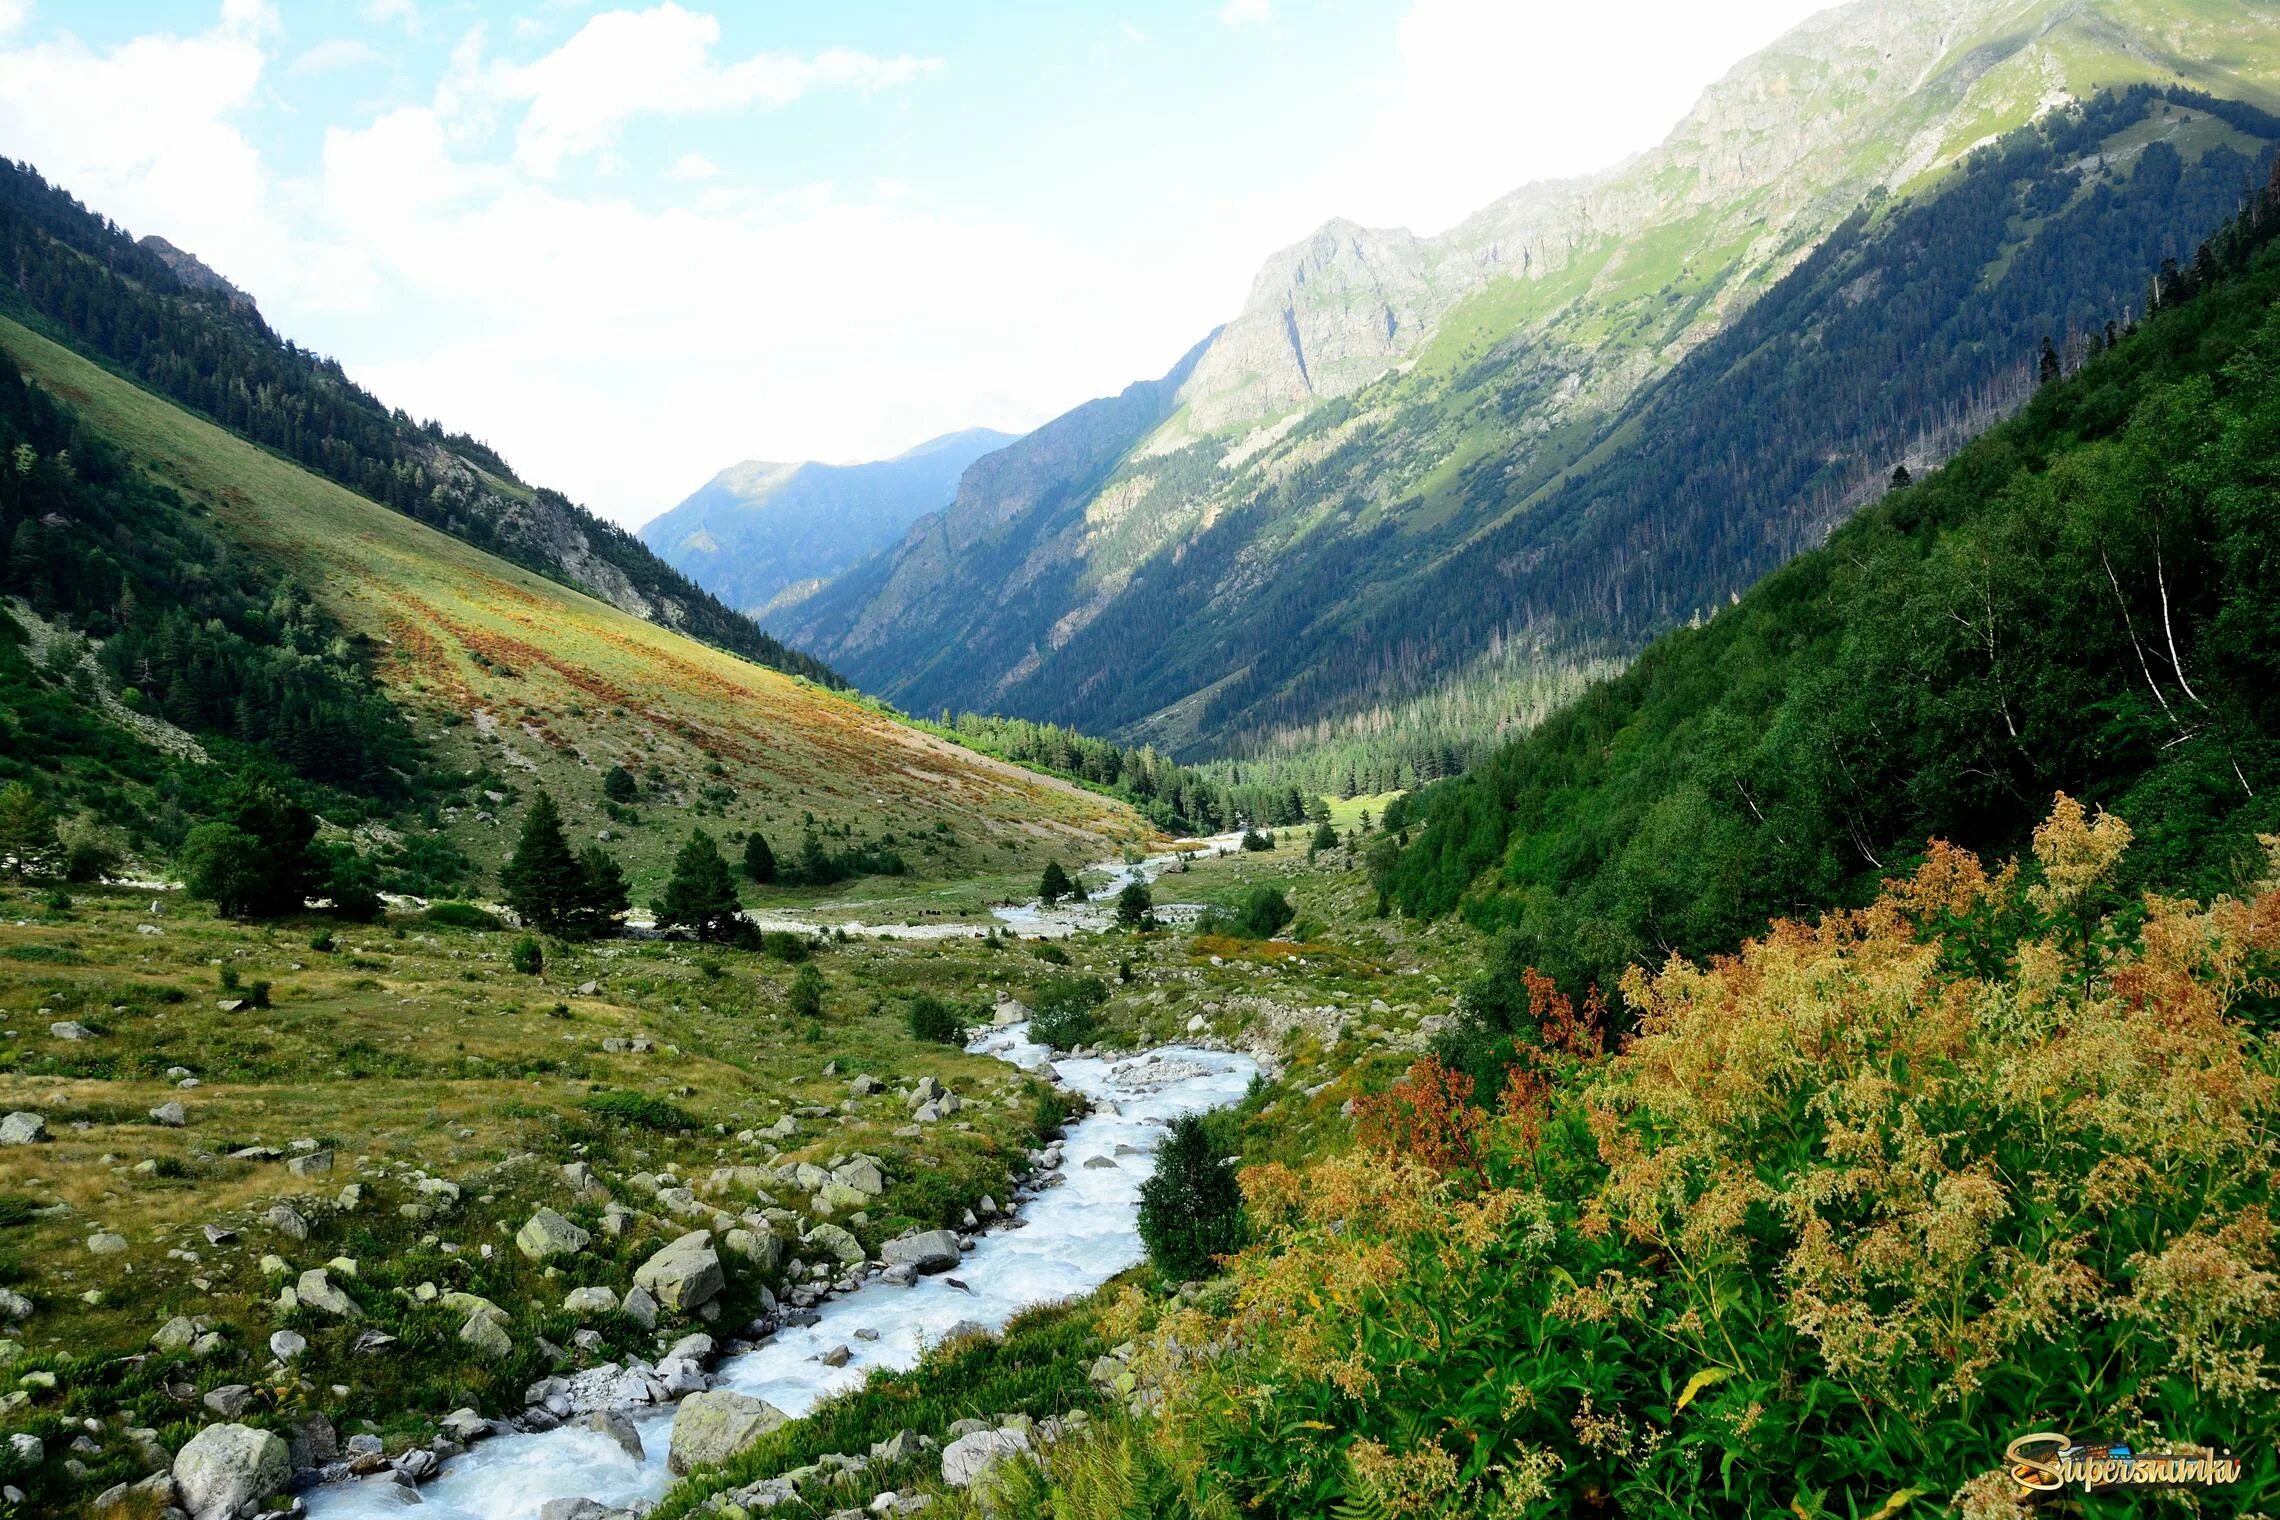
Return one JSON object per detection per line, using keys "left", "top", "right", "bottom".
{"left": 640, "top": 427, "right": 1017, "bottom": 618}
{"left": 775, "top": 0, "right": 2280, "bottom": 760}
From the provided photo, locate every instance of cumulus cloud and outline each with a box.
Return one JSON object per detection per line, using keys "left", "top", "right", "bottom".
{"left": 476, "top": 3, "right": 938, "bottom": 176}
{"left": 1218, "top": 0, "right": 1270, "bottom": 25}
{"left": 290, "top": 37, "right": 384, "bottom": 76}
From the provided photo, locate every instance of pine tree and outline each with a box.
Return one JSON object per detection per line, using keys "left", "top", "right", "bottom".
{"left": 572, "top": 845, "right": 629, "bottom": 937}
{"left": 2039, "top": 335, "right": 2062, "bottom": 386}
{"left": 0, "top": 782, "right": 60, "bottom": 878}
{"left": 1038, "top": 860, "right": 1073, "bottom": 906}
{"left": 1137, "top": 1114, "right": 1245, "bottom": 1281}
{"left": 654, "top": 828, "right": 744, "bottom": 942}
{"left": 501, "top": 791, "right": 583, "bottom": 933}
{"left": 602, "top": 765, "right": 638, "bottom": 803}
{"left": 742, "top": 830, "right": 778, "bottom": 885}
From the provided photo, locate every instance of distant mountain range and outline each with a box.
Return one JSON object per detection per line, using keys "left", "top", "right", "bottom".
{"left": 640, "top": 427, "right": 1016, "bottom": 617}
{"left": 769, "top": 0, "right": 2280, "bottom": 771}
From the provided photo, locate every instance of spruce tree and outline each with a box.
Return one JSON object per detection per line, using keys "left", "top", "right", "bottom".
{"left": 1137, "top": 1114, "right": 1245, "bottom": 1281}
{"left": 1038, "top": 860, "right": 1073, "bottom": 906}
{"left": 742, "top": 830, "right": 778, "bottom": 885}
{"left": 501, "top": 791, "right": 582, "bottom": 933}
{"left": 572, "top": 845, "right": 630, "bottom": 937}
{"left": 0, "top": 782, "right": 60, "bottom": 878}
{"left": 654, "top": 828, "right": 744, "bottom": 942}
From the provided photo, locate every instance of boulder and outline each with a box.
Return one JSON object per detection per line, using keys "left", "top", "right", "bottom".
{"left": 667, "top": 1389, "right": 788, "bottom": 1475}
{"left": 940, "top": 1426, "right": 1030, "bottom": 1489}
{"left": 879, "top": 1230, "right": 962, "bottom": 1275}
{"left": 151, "top": 1316, "right": 198, "bottom": 1353}
{"left": 620, "top": 1284, "right": 659, "bottom": 1330}
{"left": 268, "top": 1330, "right": 306, "bottom": 1362}
{"left": 721, "top": 1228, "right": 783, "bottom": 1274}
{"left": 803, "top": 1223, "right": 864, "bottom": 1269}
{"left": 633, "top": 1231, "right": 723, "bottom": 1312}
{"left": 284, "top": 1150, "right": 333, "bottom": 1178}
{"left": 539, "top": 1500, "right": 616, "bottom": 1520}
{"left": 459, "top": 1311, "right": 512, "bottom": 1358}
{"left": 516, "top": 1207, "right": 591, "bottom": 1262}
{"left": 831, "top": 1157, "right": 886, "bottom": 1196}
{"left": 87, "top": 1231, "right": 130, "bottom": 1255}
{"left": 0, "top": 1112, "right": 47, "bottom": 1146}
{"left": 576, "top": 1409, "right": 644, "bottom": 1462}
{"left": 172, "top": 1422, "right": 290, "bottom": 1520}
{"left": 562, "top": 1286, "right": 618, "bottom": 1316}
{"left": 294, "top": 1268, "right": 360, "bottom": 1319}
{"left": 149, "top": 1101, "right": 187, "bottom": 1128}
{"left": 264, "top": 1205, "right": 309, "bottom": 1242}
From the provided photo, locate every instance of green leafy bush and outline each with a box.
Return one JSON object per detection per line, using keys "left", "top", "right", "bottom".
{"left": 423, "top": 901, "right": 501, "bottom": 930}
{"left": 1030, "top": 974, "right": 1107, "bottom": 1049}
{"left": 1136, "top": 1112, "right": 1244, "bottom": 1282}
{"left": 581, "top": 1090, "right": 695, "bottom": 1131}
{"left": 510, "top": 935, "right": 543, "bottom": 976}
{"left": 905, "top": 993, "right": 967, "bottom": 1046}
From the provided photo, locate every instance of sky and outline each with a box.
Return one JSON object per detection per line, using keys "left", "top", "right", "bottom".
{"left": 0, "top": 0, "right": 1832, "bottom": 527}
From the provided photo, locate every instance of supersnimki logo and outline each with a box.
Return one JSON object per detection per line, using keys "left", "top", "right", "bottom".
{"left": 2005, "top": 1432, "right": 2243, "bottom": 1496}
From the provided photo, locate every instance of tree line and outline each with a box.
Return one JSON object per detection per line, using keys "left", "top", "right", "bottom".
{"left": 1380, "top": 163, "right": 2280, "bottom": 1005}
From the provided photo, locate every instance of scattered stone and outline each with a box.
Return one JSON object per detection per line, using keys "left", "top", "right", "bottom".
{"left": 879, "top": 1230, "right": 961, "bottom": 1274}
{"left": 285, "top": 1150, "right": 333, "bottom": 1178}
{"left": 265, "top": 1205, "right": 309, "bottom": 1242}
{"left": 562, "top": 1286, "right": 618, "bottom": 1316}
{"left": 149, "top": 1101, "right": 187, "bottom": 1128}
{"left": 819, "top": 1344, "right": 852, "bottom": 1368}
{"left": 804, "top": 1223, "right": 864, "bottom": 1269}
{"left": 294, "top": 1269, "right": 360, "bottom": 1319}
{"left": 0, "top": 1113, "right": 46, "bottom": 1146}
{"left": 633, "top": 1231, "right": 724, "bottom": 1312}
{"left": 940, "top": 1427, "right": 1030, "bottom": 1489}
{"left": 203, "top": 1224, "right": 236, "bottom": 1246}
{"left": 269, "top": 1330, "right": 307, "bottom": 1362}
{"left": 667, "top": 1389, "right": 788, "bottom": 1475}
{"left": 460, "top": 1311, "right": 512, "bottom": 1359}
{"left": 173, "top": 1422, "right": 290, "bottom": 1520}
{"left": 87, "top": 1231, "right": 130, "bottom": 1256}
{"left": 620, "top": 1285, "right": 659, "bottom": 1330}
{"left": 49, "top": 1020, "right": 92, "bottom": 1041}
{"left": 202, "top": 1384, "right": 255, "bottom": 1419}
{"left": 576, "top": 1410, "right": 643, "bottom": 1462}
{"left": 516, "top": 1207, "right": 591, "bottom": 1262}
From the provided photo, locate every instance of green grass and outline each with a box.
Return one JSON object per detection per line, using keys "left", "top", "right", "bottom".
{"left": 0, "top": 314, "right": 1148, "bottom": 899}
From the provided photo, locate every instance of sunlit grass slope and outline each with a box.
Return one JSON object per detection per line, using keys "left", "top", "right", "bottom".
{"left": 0, "top": 316, "right": 1145, "bottom": 891}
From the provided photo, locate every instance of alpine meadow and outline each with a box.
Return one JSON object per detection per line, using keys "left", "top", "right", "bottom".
{"left": 0, "top": 3, "right": 2276, "bottom": 1519}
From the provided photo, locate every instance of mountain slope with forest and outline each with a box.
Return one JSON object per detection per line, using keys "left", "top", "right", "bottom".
{"left": 1380, "top": 165, "right": 2280, "bottom": 1005}
{"left": 641, "top": 428, "right": 1016, "bottom": 617}
{"left": 0, "top": 314, "right": 1140, "bottom": 897}
{"left": 0, "top": 157, "right": 841, "bottom": 687}
{"left": 781, "top": 0, "right": 2280, "bottom": 768}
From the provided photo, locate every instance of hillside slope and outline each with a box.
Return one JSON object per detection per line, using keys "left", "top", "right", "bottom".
{"left": 1382, "top": 173, "right": 2280, "bottom": 996}
{"left": 642, "top": 428, "right": 1016, "bottom": 617}
{"left": 0, "top": 315, "right": 1140, "bottom": 892}
{"left": 0, "top": 157, "right": 838, "bottom": 686}
{"left": 783, "top": 0, "right": 2280, "bottom": 761}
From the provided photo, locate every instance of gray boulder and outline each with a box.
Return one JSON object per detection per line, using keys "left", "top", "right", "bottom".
{"left": 173, "top": 1422, "right": 290, "bottom": 1520}
{"left": 803, "top": 1222, "right": 864, "bottom": 1269}
{"left": 294, "top": 1268, "right": 360, "bottom": 1319}
{"left": 0, "top": 1112, "right": 47, "bottom": 1146}
{"left": 880, "top": 1230, "right": 962, "bottom": 1274}
{"left": 149, "top": 1101, "right": 187, "bottom": 1128}
{"left": 941, "top": 1426, "right": 1031, "bottom": 1488}
{"left": 633, "top": 1231, "right": 723, "bottom": 1312}
{"left": 576, "top": 1410, "right": 644, "bottom": 1461}
{"left": 516, "top": 1207, "right": 591, "bottom": 1262}
{"left": 666, "top": 1389, "right": 788, "bottom": 1475}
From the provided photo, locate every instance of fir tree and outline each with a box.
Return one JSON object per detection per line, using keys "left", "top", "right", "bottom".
{"left": 501, "top": 791, "right": 583, "bottom": 933}
{"left": 572, "top": 845, "right": 630, "bottom": 937}
{"left": 2039, "top": 335, "right": 2062, "bottom": 385}
{"left": 1038, "top": 860, "right": 1073, "bottom": 906}
{"left": 602, "top": 764, "right": 638, "bottom": 803}
{"left": 742, "top": 830, "right": 778, "bottom": 885}
{"left": 1115, "top": 880, "right": 1154, "bottom": 929}
{"left": 0, "top": 782, "right": 60, "bottom": 878}
{"left": 654, "top": 828, "right": 744, "bottom": 942}
{"left": 1137, "top": 1114, "right": 1245, "bottom": 1281}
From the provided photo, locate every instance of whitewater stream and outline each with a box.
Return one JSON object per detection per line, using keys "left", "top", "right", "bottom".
{"left": 309, "top": 1007, "right": 1257, "bottom": 1517}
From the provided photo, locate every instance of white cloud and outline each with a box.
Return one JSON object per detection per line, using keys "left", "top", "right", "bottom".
{"left": 1218, "top": 0, "right": 1270, "bottom": 25}
{"left": 0, "top": 1, "right": 308, "bottom": 304}
{"left": 666, "top": 151, "right": 719, "bottom": 181}
{"left": 290, "top": 37, "right": 383, "bottom": 76}
{"left": 0, "top": 1, "right": 32, "bottom": 41}
{"left": 478, "top": 3, "right": 939, "bottom": 176}
{"left": 1314, "top": 0, "right": 1829, "bottom": 236}
{"left": 363, "top": 0, "right": 415, "bottom": 24}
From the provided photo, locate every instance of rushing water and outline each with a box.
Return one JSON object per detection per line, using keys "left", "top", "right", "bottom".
{"left": 307, "top": 1023, "right": 1260, "bottom": 1519}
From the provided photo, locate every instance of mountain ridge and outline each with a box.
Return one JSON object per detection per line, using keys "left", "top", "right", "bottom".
{"left": 641, "top": 426, "right": 1017, "bottom": 617}
{"left": 778, "top": 0, "right": 2280, "bottom": 763}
